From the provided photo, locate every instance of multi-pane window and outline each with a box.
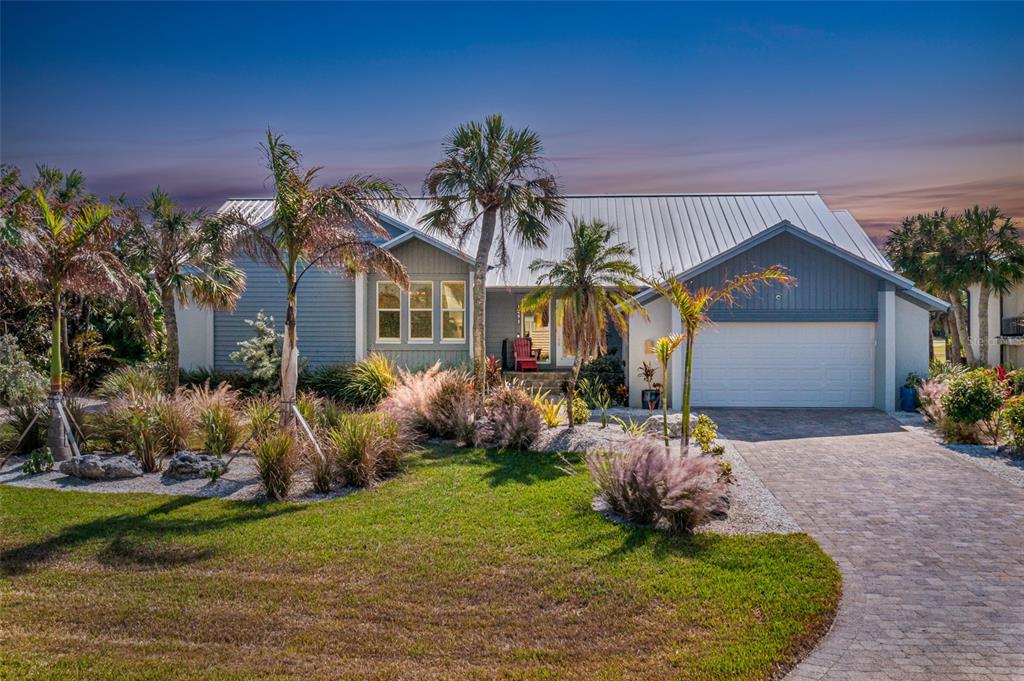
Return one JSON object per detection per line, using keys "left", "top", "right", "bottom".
{"left": 409, "top": 282, "right": 433, "bottom": 342}
{"left": 442, "top": 281, "right": 466, "bottom": 341}
{"left": 377, "top": 281, "right": 401, "bottom": 342}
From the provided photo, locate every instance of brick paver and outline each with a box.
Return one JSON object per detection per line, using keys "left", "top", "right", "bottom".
{"left": 705, "top": 409, "right": 1024, "bottom": 681}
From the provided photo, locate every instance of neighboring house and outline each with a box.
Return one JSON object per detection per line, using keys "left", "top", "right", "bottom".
{"left": 967, "top": 283, "right": 1024, "bottom": 368}
{"left": 176, "top": 192, "right": 947, "bottom": 411}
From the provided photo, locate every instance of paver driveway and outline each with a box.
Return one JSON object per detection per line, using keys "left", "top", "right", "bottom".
{"left": 706, "top": 409, "right": 1024, "bottom": 681}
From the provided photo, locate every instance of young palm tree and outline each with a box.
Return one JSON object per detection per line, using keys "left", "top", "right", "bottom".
{"left": 132, "top": 189, "right": 245, "bottom": 391}
{"left": 652, "top": 334, "right": 684, "bottom": 447}
{"left": 215, "top": 130, "right": 409, "bottom": 429}
{"left": 420, "top": 114, "right": 565, "bottom": 389}
{"left": 0, "top": 171, "right": 153, "bottom": 459}
{"left": 644, "top": 267, "right": 795, "bottom": 446}
{"left": 945, "top": 206, "right": 1024, "bottom": 367}
{"left": 520, "top": 218, "right": 646, "bottom": 427}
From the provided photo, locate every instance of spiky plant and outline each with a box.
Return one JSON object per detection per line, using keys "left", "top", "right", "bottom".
{"left": 212, "top": 131, "right": 409, "bottom": 431}
{"left": 420, "top": 114, "right": 565, "bottom": 390}
{"left": 521, "top": 218, "right": 646, "bottom": 427}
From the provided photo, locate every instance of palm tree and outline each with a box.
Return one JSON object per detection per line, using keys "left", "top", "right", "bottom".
{"left": 0, "top": 169, "right": 153, "bottom": 459}
{"left": 644, "top": 267, "right": 795, "bottom": 446}
{"left": 652, "top": 335, "right": 684, "bottom": 446}
{"left": 420, "top": 114, "right": 565, "bottom": 390}
{"left": 946, "top": 206, "right": 1024, "bottom": 367}
{"left": 886, "top": 210, "right": 969, "bottom": 364}
{"left": 215, "top": 130, "right": 409, "bottom": 429}
{"left": 131, "top": 189, "right": 245, "bottom": 391}
{"left": 520, "top": 218, "right": 647, "bottom": 426}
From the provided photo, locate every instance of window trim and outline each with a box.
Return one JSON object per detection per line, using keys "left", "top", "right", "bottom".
{"left": 376, "top": 280, "right": 401, "bottom": 344}
{"left": 407, "top": 280, "right": 434, "bottom": 343}
{"left": 441, "top": 280, "right": 467, "bottom": 343}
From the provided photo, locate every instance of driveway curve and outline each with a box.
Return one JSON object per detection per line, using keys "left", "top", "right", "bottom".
{"left": 706, "top": 409, "right": 1024, "bottom": 681}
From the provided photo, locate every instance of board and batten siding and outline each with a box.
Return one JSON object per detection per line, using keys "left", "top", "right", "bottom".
{"left": 213, "top": 259, "right": 356, "bottom": 371}
{"left": 691, "top": 232, "right": 880, "bottom": 322}
{"left": 366, "top": 238, "right": 473, "bottom": 368}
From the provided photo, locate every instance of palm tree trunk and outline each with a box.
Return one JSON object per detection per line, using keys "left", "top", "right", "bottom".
{"left": 681, "top": 330, "right": 695, "bottom": 447}
{"left": 946, "top": 314, "right": 960, "bottom": 363}
{"left": 161, "top": 288, "right": 179, "bottom": 392}
{"left": 279, "top": 282, "right": 299, "bottom": 431}
{"left": 948, "top": 292, "right": 975, "bottom": 367}
{"left": 471, "top": 208, "right": 497, "bottom": 391}
{"left": 567, "top": 352, "right": 583, "bottom": 428}
{"left": 47, "top": 289, "right": 71, "bottom": 461}
{"left": 660, "top": 359, "right": 670, "bottom": 447}
{"left": 977, "top": 283, "right": 991, "bottom": 367}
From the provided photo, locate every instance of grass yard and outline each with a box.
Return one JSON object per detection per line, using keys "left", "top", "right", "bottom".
{"left": 0, "top": 447, "right": 840, "bottom": 680}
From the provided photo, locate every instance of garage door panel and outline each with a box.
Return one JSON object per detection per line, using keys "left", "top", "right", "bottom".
{"left": 689, "top": 322, "right": 875, "bottom": 408}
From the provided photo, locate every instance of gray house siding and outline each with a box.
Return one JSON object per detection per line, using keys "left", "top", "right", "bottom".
{"left": 213, "top": 259, "right": 356, "bottom": 371}
{"left": 366, "top": 239, "right": 473, "bottom": 368}
{"left": 691, "top": 232, "right": 880, "bottom": 322}
{"left": 485, "top": 290, "right": 523, "bottom": 362}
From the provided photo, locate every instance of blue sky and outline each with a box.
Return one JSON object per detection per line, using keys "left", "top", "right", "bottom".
{"left": 2, "top": 1, "right": 1021, "bottom": 240}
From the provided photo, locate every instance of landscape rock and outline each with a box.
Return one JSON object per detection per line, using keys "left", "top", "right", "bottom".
{"left": 59, "top": 454, "right": 143, "bottom": 480}
{"left": 645, "top": 412, "right": 698, "bottom": 439}
{"left": 165, "top": 451, "right": 226, "bottom": 480}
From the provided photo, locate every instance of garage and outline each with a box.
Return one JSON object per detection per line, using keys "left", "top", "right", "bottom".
{"left": 688, "top": 322, "right": 876, "bottom": 407}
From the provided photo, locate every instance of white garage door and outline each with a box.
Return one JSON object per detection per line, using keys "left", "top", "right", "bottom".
{"left": 689, "top": 322, "right": 875, "bottom": 407}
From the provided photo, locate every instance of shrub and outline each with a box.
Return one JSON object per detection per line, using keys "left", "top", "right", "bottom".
{"left": 0, "top": 334, "right": 46, "bottom": 407}
{"left": 586, "top": 441, "right": 729, "bottom": 534}
{"left": 570, "top": 397, "right": 590, "bottom": 424}
{"left": 253, "top": 433, "right": 296, "bottom": 501}
{"left": 2, "top": 403, "right": 45, "bottom": 456}
{"left": 299, "top": 364, "right": 352, "bottom": 401}
{"left": 475, "top": 384, "right": 542, "bottom": 450}
{"left": 918, "top": 379, "right": 949, "bottom": 424}
{"left": 187, "top": 381, "right": 240, "bottom": 413}
{"left": 180, "top": 366, "right": 258, "bottom": 395}
{"left": 327, "top": 412, "right": 408, "bottom": 487}
{"left": 100, "top": 398, "right": 164, "bottom": 473}
{"left": 152, "top": 396, "right": 194, "bottom": 456}
{"left": 340, "top": 353, "right": 396, "bottom": 408}
{"left": 578, "top": 378, "right": 611, "bottom": 427}
{"left": 426, "top": 372, "right": 479, "bottom": 444}
{"left": 230, "top": 311, "right": 282, "bottom": 393}
{"left": 378, "top": 363, "right": 446, "bottom": 439}
{"left": 1002, "top": 396, "right": 1024, "bottom": 452}
{"left": 21, "top": 446, "right": 54, "bottom": 474}
{"left": 942, "top": 369, "right": 1003, "bottom": 426}
{"left": 692, "top": 414, "right": 725, "bottom": 455}
{"left": 307, "top": 442, "right": 333, "bottom": 494}
{"left": 200, "top": 403, "right": 243, "bottom": 458}
{"left": 534, "top": 395, "right": 563, "bottom": 428}
{"left": 96, "top": 365, "right": 162, "bottom": 399}
{"left": 1009, "top": 370, "right": 1024, "bottom": 397}
{"left": 578, "top": 351, "right": 627, "bottom": 406}
{"left": 611, "top": 415, "right": 651, "bottom": 439}
{"left": 928, "top": 359, "right": 967, "bottom": 381}
{"left": 243, "top": 396, "right": 279, "bottom": 444}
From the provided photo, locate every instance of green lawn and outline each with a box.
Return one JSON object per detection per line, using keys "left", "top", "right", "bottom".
{"left": 0, "top": 447, "right": 839, "bottom": 680}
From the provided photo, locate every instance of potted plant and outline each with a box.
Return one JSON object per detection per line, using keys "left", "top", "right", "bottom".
{"left": 901, "top": 372, "right": 923, "bottom": 412}
{"left": 637, "top": 361, "right": 660, "bottom": 410}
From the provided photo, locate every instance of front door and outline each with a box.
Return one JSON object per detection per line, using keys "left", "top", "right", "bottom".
{"left": 521, "top": 301, "right": 551, "bottom": 364}
{"left": 554, "top": 300, "right": 575, "bottom": 368}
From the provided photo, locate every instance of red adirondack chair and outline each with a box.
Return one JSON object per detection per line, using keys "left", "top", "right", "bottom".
{"left": 513, "top": 337, "right": 538, "bottom": 371}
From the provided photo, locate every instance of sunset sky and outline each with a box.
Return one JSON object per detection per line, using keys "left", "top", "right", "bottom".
{"left": 2, "top": 1, "right": 1021, "bottom": 243}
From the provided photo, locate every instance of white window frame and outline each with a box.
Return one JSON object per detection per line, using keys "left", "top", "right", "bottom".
{"left": 441, "top": 280, "right": 467, "bottom": 343}
{"left": 376, "top": 280, "right": 401, "bottom": 344}
{"left": 408, "top": 280, "right": 434, "bottom": 343}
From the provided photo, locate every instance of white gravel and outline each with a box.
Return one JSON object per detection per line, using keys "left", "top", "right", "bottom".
{"left": 0, "top": 453, "right": 354, "bottom": 503}
{"left": 533, "top": 418, "right": 801, "bottom": 535}
{"left": 891, "top": 411, "right": 1024, "bottom": 490}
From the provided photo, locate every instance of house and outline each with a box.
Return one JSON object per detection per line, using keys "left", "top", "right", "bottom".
{"left": 966, "top": 283, "right": 1024, "bottom": 368}
{"left": 175, "top": 192, "right": 947, "bottom": 411}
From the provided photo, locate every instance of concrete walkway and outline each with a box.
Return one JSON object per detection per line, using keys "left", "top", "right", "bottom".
{"left": 705, "top": 409, "right": 1024, "bottom": 681}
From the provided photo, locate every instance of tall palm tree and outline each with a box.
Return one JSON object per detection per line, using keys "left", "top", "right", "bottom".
{"left": 0, "top": 169, "right": 153, "bottom": 459}
{"left": 420, "top": 114, "right": 565, "bottom": 390}
{"left": 520, "top": 218, "right": 647, "bottom": 426}
{"left": 215, "top": 130, "right": 409, "bottom": 429}
{"left": 131, "top": 189, "right": 245, "bottom": 391}
{"left": 644, "top": 267, "right": 795, "bottom": 446}
{"left": 886, "top": 210, "right": 969, "bottom": 364}
{"left": 946, "top": 206, "right": 1024, "bottom": 367}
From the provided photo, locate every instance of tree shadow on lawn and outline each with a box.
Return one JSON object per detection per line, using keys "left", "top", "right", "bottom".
{"left": 1, "top": 494, "right": 302, "bottom": 577}
{"left": 419, "top": 444, "right": 572, "bottom": 488}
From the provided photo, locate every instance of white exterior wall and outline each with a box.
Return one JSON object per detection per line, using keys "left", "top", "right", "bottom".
{"left": 175, "top": 300, "right": 214, "bottom": 370}
{"left": 627, "top": 298, "right": 672, "bottom": 408}
{"left": 874, "top": 287, "right": 896, "bottom": 412}
{"left": 895, "top": 295, "right": 930, "bottom": 399}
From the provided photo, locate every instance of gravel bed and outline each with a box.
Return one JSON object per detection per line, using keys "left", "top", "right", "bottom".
{"left": 891, "top": 411, "right": 1024, "bottom": 489}
{"left": 0, "top": 453, "right": 354, "bottom": 503}
{"left": 533, "top": 419, "right": 801, "bottom": 535}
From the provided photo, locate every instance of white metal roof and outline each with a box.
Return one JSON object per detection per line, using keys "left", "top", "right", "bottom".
{"left": 217, "top": 192, "right": 894, "bottom": 288}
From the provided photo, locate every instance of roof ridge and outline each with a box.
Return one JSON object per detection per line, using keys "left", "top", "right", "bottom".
{"left": 224, "top": 192, "right": 822, "bottom": 202}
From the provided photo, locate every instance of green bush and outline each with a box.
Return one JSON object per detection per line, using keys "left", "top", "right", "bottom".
{"left": 96, "top": 365, "right": 162, "bottom": 399}
{"left": 340, "top": 353, "right": 396, "bottom": 408}
{"left": 692, "top": 414, "right": 725, "bottom": 455}
{"left": 298, "top": 364, "right": 351, "bottom": 401}
{"left": 180, "top": 366, "right": 260, "bottom": 395}
{"left": 578, "top": 351, "right": 627, "bottom": 406}
{"left": 0, "top": 334, "right": 46, "bottom": 407}
{"left": 21, "top": 447, "right": 54, "bottom": 474}
{"left": 229, "top": 311, "right": 282, "bottom": 393}
{"left": 200, "top": 403, "right": 243, "bottom": 458}
{"left": 1002, "top": 396, "right": 1024, "bottom": 452}
{"left": 2, "top": 403, "right": 45, "bottom": 456}
{"left": 243, "top": 396, "right": 279, "bottom": 443}
{"left": 253, "top": 433, "right": 297, "bottom": 501}
{"left": 571, "top": 397, "right": 590, "bottom": 424}
{"left": 941, "top": 369, "right": 1003, "bottom": 425}
{"left": 327, "top": 412, "right": 407, "bottom": 487}
{"left": 1009, "top": 371, "right": 1024, "bottom": 397}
